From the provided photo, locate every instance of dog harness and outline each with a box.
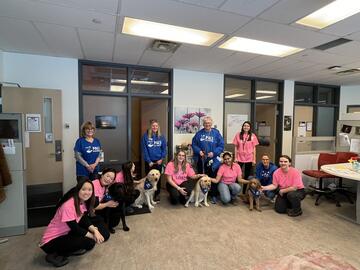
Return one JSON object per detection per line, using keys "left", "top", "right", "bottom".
{"left": 102, "top": 193, "right": 112, "bottom": 202}
{"left": 249, "top": 187, "right": 261, "bottom": 198}
{"left": 144, "top": 179, "right": 153, "bottom": 190}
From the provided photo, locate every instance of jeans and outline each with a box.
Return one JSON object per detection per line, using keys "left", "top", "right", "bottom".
{"left": 264, "top": 190, "right": 276, "bottom": 199}
{"left": 218, "top": 182, "right": 241, "bottom": 204}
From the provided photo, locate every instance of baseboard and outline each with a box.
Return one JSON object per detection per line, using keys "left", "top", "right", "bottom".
{"left": 0, "top": 225, "right": 26, "bottom": 237}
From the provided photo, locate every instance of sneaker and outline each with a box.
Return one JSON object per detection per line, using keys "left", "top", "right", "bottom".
{"left": 210, "top": 196, "right": 217, "bottom": 204}
{"left": 45, "top": 253, "right": 69, "bottom": 267}
{"left": 287, "top": 208, "right": 303, "bottom": 217}
{"left": 230, "top": 198, "right": 239, "bottom": 206}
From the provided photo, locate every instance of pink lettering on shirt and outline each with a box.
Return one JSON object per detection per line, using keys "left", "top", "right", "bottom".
{"left": 165, "top": 161, "right": 195, "bottom": 185}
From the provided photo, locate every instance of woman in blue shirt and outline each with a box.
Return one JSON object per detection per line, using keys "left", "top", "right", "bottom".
{"left": 74, "top": 121, "right": 102, "bottom": 182}
{"left": 141, "top": 119, "right": 167, "bottom": 200}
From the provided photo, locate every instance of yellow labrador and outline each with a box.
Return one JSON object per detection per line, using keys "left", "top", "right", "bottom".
{"left": 185, "top": 176, "right": 212, "bottom": 208}
{"left": 133, "top": 169, "right": 160, "bottom": 212}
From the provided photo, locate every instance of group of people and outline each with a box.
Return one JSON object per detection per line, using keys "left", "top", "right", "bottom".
{"left": 39, "top": 117, "right": 306, "bottom": 267}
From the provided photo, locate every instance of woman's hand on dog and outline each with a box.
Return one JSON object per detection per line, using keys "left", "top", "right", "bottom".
{"left": 106, "top": 200, "right": 119, "bottom": 208}
{"left": 178, "top": 187, "right": 187, "bottom": 196}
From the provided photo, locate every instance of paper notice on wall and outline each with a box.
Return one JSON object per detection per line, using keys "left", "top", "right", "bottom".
{"left": 350, "top": 139, "right": 360, "bottom": 153}
{"left": 227, "top": 114, "right": 248, "bottom": 143}
{"left": 339, "top": 133, "right": 350, "bottom": 147}
{"left": 298, "top": 126, "right": 306, "bottom": 137}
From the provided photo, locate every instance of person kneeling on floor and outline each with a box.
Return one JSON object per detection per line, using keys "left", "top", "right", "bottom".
{"left": 261, "top": 155, "right": 305, "bottom": 217}
{"left": 39, "top": 179, "right": 109, "bottom": 267}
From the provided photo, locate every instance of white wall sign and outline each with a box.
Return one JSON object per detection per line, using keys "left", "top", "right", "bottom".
{"left": 26, "top": 113, "right": 41, "bottom": 132}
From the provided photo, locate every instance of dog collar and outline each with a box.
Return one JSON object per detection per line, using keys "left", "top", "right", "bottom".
{"left": 144, "top": 179, "right": 153, "bottom": 190}
{"left": 249, "top": 187, "right": 261, "bottom": 198}
{"left": 102, "top": 193, "right": 112, "bottom": 202}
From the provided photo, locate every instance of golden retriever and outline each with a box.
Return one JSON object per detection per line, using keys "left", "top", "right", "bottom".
{"left": 185, "top": 176, "right": 212, "bottom": 208}
{"left": 133, "top": 169, "right": 160, "bottom": 212}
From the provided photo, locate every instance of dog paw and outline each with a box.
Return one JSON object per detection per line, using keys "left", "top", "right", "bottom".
{"left": 249, "top": 208, "right": 253, "bottom": 211}
{"left": 135, "top": 205, "right": 143, "bottom": 209}
{"left": 152, "top": 201, "right": 157, "bottom": 205}
{"left": 123, "top": 226, "right": 130, "bottom": 232}
{"left": 195, "top": 203, "right": 199, "bottom": 207}
{"left": 204, "top": 203, "right": 209, "bottom": 207}
{"left": 184, "top": 204, "right": 189, "bottom": 208}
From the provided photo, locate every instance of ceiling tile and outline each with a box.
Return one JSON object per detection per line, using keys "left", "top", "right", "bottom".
{"left": 234, "top": 19, "right": 338, "bottom": 48}
{"left": 36, "top": 0, "right": 119, "bottom": 14}
{"left": 0, "top": 17, "right": 51, "bottom": 54}
{"left": 35, "top": 22, "right": 83, "bottom": 58}
{"left": 320, "top": 13, "right": 360, "bottom": 37}
{"left": 79, "top": 29, "right": 114, "bottom": 61}
{"left": 0, "top": 0, "right": 116, "bottom": 32}
{"left": 113, "top": 33, "right": 149, "bottom": 65}
{"left": 259, "top": 0, "right": 333, "bottom": 24}
{"left": 175, "top": 0, "right": 224, "bottom": 9}
{"left": 139, "top": 49, "right": 173, "bottom": 67}
{"left": 224, "top": 55, "right": 278, "bottom": 74}
{"left": 120, "top": 0, "right": 251, "bottom": 34}
{"left": 325, "top": 41, "right": 360, "bottom": 58}
{"left": 287, "top": 49, "right": 356, "bottom": 66}
{"left": 220, "top": 0, "right": 279, "bottom": 17}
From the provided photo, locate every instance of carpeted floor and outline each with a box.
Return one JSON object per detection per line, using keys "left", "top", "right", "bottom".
{"left": 1, "top": 193, "right": 359, "bottom": 270}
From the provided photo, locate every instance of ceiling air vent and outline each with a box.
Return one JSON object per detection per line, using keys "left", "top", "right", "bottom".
{"left": 150, "top": 40, "right": 180, "bottom": 53}
{"left": 336, "top": 68, "right": 360, "bottom": 76}
{"left": 313, "top": 38, "right": 352, "bottom": 51}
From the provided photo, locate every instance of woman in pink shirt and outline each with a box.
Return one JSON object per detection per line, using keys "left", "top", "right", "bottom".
{"left": 262, "top": 155, "right": 305, "bottom": 217}
{"left": 232, "top": 121, "right": 259, "bottom": 183}
{"left": 165, "top": 150, "right": 203, "bottom": 205}
{"left": 39, "top": 179, "right": 109, "bottom": 267}
{"left": 212, "top": 152, "right": 249, "bottom": 205}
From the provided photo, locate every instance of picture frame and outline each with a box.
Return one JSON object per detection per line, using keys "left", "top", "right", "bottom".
{"left": 26, "top": 114, "right": 41, "bottom": 132}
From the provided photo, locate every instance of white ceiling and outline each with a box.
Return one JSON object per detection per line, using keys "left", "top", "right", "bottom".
{"left": 1, "top": 0, "right": 360, "bottom": 85}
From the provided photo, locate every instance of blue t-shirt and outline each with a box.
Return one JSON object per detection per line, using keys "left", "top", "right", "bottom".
{"left": 255, "top": 162, "right": 277, "bottom": 186}
{"left": 74, "top": 137, "right": 101, "bottom": 176}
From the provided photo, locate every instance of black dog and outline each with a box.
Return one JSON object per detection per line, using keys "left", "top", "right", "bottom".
{"left": 104, "top": 183, "right": 139, "bottom": 232}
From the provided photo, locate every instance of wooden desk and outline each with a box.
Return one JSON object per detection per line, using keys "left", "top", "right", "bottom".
{"left": 321, "top": 163, "right": 360, "bottom": 224}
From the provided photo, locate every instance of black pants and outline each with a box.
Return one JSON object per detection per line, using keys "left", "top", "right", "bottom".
{"left": 196, "top": 158, "right": 218, "bottom": 197}
{"left": 275, "top": 189, "right": 306, "bottom": 214}
{"left": 166, "top": 181, "right": 195, "bottom": 205}
{"left": 238, "top": 162, "right": 253, "bottom": 194}
{"left": 145, "top": 162, "right": 162, "bottom": 198}
{"left": 76, "top": 171, "right": 98, "bottom": 182}
{"left": 41, "top": 215, "right": 109, "bottom": 256}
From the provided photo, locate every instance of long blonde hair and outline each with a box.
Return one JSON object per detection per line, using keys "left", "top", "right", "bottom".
{"left": 173, "top": 150, "right": 187, "bottom": 173}
{"left": 147, "top": 119, "right": 161, "bottom": 139}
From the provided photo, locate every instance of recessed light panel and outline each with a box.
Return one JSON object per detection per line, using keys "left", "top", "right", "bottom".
{"left": 296, "top": 0, "right": 360, "bottom": 29}
{"left": 219, "top": 37, "right": 303, "bottom": 57}
{"left": 122, "top": 17, "right": 224, "bottom": 46}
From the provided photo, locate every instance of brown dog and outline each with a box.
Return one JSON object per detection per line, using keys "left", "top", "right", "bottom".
{"left": 247, "top": 179, "right": 262, "bottom": 212}
{"left": 185, "top": 176, "right": 212, "bottom": 207}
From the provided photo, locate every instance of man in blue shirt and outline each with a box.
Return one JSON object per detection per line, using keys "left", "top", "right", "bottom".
{"left": 255, "top": 153, "right": 277, "bottom": 200}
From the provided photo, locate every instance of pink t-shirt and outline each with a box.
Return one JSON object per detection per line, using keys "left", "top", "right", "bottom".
{"left": 232, "top": 132, "right": 259, "bottom": 162}
{"left": 115, "top": 171, "right": 124, "bottom": 183}
{"left": 217, "top": 163, "right": 242, "bottom": 185}
{"left": 272, "top": 167, "right": 304, "bottom": 189}
{"left": 40, "top": 197, "right": 87, "bottom": 245}
{"left": 93, "top": 179, "right": 106, "bottom": 202}
{"left": 165, "top": 161, "right": 195, "bottom": 185}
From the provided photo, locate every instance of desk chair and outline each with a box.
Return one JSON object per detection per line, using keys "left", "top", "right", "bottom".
{"left": 303, "top": 153, "right": 340, "bottom": 207}
{"left": 334, "top": 152, "right": 358, "bottom": 204}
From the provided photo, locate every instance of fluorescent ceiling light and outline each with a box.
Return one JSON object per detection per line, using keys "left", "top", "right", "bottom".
{"left": 110, "top": 85, "right": 125, "bottom": 92}
{"left": 219, "top": 37, "right": 303, "bottom": 57}
{"left": 256, "top": 90, "right": 277, "bottom": 94}
{"left": 296, "top": 0, "right": 360, "bottom": 29}
{"left": 161, "top": 89, "right": 169, "bottom": 94}
{"left": 122, "top": 17, "right": 224, "bottom": 46}
{"left": 256, "top": 95, "right": 273, "bottom": 100}
{"left": 112, "top": 79, "right": 168, "bottom": 86}
{"left": 225, "top": 93, "right": 246, "bottom": 98}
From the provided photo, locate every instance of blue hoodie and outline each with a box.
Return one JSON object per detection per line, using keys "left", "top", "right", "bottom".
{"left": 192, "top": 128, "right": 224, "bottom": 171}
{"left": 141, "top": 132, "right": 167, "bottom": 163}
{"left": 255, "top": 162, "right": 277, "bottom": 186}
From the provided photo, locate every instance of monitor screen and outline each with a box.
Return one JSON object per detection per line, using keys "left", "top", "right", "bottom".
{"left": 0, "top": 119, "right": 19, "bottom": 139}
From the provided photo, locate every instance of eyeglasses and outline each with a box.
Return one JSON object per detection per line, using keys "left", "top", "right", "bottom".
{"left": 223, "top": 158, "right": 231, "bottom": 161}
{"left": 86, "top": 128, "right": 95, "bottom": 131}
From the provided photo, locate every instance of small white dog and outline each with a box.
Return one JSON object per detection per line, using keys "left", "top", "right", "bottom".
{"left": 133, "top": 169, "right": 160, "bottom": 212}
{"left": 185, "top": 176, "right": 212, "bottom": 208}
